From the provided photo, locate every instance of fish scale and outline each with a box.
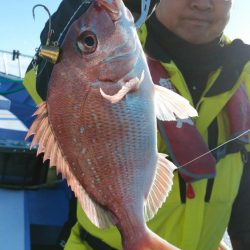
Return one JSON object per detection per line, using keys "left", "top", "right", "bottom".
{"left": 79, "top": 87, "right": 154, "bottom": 219}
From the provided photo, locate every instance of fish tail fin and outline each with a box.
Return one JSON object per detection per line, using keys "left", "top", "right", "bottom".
{"left": 154, "top": 84, "right": 198, "bottom": 121}
{"left": 124, "top": 229, "right": 180, "bottom": 250}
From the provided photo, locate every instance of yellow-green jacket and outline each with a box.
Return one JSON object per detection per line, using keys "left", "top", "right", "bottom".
{"left": 63, "top": 27, "right": 250, "bottom": 250}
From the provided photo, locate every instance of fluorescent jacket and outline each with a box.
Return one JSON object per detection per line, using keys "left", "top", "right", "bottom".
{"left": 64, "top": 25, "right": 250, "bottom": 250}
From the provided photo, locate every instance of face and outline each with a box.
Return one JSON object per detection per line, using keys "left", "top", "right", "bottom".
{"left": 155, "top": 0, "right": 232, "bottom": 44}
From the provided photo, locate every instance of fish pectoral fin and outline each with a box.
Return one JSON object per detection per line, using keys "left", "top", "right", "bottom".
{"left": 26, "top": 102, "right": 114, "bottom": 229}
{"left": 100, "top": 71, "right": 144, "bottom": 103}
{"left": 144, "top": 153, "right": 176, "bottom": 221}
{"left": 154, "top": 85, "right": 198, "bottom": 121}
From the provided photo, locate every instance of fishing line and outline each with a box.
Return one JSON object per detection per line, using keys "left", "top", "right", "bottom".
{"left": 57, "top": 0, "right": 92, "bottom": 45}
{"left": 32, "top": 1, "right": 92, "bottom": 76}
{"left": 34, "top": 58, "right": 47, "bottom": 77}
{"left": 178, "top": 129, "right": 250, "bottom": 169}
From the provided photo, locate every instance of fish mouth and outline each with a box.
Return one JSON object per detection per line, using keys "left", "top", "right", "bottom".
{"left": 96, "top": 38, "right": 139, "bottom": 83}
{"left": 95, "top": 40, "right": 145, "bottom": 102}
{"left": 103, "top": 49, "right": 136, "bottom": 64}
{"left": 103, "top": 35, "right": 138, "bottom": 64}
{"left": 98, "top": 43, "right": 140, "bottom": 84}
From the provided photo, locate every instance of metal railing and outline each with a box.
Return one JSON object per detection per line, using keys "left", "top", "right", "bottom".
{"left": 0, "top": 50, "right": 33, "bottom": 79}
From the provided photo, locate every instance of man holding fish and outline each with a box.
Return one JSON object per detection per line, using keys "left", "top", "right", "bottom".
{"left": 25, "top": 0, "right": 250, "bottom": 249}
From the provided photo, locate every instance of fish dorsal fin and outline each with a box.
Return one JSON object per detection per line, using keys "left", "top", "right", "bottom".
{"left": 26, "top": 102, "right": 114, "bottom": 228}
{"left": 144, "top": 153, "right": 176, "bottom": 221}
{"left": 154, "top": 85, "right": 198, "bottom": 121}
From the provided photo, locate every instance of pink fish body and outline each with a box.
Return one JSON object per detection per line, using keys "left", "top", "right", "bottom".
{"left": 27, "top": 1, "right": 197, "bottom": 249}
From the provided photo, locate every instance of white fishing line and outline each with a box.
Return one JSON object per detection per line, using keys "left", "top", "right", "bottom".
{"left": 58, "top": 0, "right": 92, "bottom": 44}
{"left": 179, "top": 129, "right": 250, "bottom": 169}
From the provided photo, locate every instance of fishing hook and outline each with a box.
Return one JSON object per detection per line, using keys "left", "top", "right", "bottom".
{"left": 32, "top": 4, "right": 52, "bottom": 46}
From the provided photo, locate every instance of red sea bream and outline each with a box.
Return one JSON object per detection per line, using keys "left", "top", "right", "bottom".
{"left": 26, "top": 0, "right": 197, "bottom": 249}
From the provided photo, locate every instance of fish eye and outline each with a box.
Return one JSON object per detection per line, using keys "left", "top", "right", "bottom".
{"left": 76, "top": 31, "right": 98, "bottom": 54}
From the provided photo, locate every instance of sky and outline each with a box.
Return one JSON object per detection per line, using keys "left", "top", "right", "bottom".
{"left": 0, "top": 0, "right": 250, "bottom": 57}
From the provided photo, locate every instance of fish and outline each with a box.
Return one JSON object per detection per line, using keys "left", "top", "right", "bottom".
{"left": 26, "top": 0, "right": 197, "bottom": 249}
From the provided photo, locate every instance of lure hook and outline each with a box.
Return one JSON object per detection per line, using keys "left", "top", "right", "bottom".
{"left": 32, "top": 4, "right": 52, "bottom": 46}
{"left": 32, "top": 4, "right": 60, "bottom": 64}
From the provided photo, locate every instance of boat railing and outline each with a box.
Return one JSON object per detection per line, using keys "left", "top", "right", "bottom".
{"left": 0, "top": 50, "right": 33, "bottom": 79}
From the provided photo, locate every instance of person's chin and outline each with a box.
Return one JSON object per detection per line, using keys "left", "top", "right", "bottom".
{"left": 178, "top": 25, "right": 212, "bottom": 44}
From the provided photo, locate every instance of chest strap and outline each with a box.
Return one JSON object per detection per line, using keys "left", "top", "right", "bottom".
{"left": 148, "top": 57, "right": 216, "bottom": 183}
{"left": 148, "top": 56, "right": 250, "bottom": 175}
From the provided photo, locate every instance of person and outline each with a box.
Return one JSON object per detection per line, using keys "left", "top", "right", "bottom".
{"left": 24, "top": 0, "right": 250, "bottom": 249}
